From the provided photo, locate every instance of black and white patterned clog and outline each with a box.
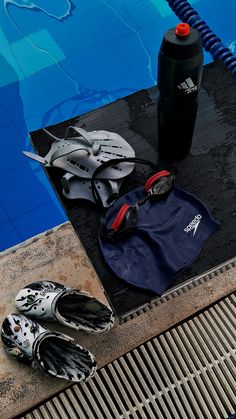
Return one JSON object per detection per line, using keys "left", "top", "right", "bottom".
{"left": 1, "top": 313, "right": 96, "bottom": 382}
{"left": 15, "top": 281, "right": 114, "bottom": 333}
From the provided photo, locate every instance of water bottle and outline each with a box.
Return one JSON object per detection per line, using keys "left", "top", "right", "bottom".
{"left": 157, "top": 23, "right": 203, "bottom": 161}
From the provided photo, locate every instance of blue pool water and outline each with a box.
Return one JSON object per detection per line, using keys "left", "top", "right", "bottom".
{"left": 0, "top": 0, "right": 235, "bottom": 251}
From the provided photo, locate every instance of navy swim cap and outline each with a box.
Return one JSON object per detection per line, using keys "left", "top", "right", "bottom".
{"left": 99, "top": 187, "right": 220, "bottom": 294}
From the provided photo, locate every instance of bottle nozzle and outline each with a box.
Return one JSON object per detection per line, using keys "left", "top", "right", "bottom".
{"left": 175, "top": 23, "right": 190, "bottom": 38}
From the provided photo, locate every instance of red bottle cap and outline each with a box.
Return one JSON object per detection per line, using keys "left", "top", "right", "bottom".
{"left": 175, "top": 23, "right": 191, "bottom": 38}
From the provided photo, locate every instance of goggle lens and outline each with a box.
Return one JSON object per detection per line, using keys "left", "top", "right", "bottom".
{"left": 103, "top": 171, "right": 174, "bottom": 239}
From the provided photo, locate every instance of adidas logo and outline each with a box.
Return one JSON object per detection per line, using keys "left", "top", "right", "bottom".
{"left": 177, "top": 77, "right": 198, "bottom": 94}
{"left": 184, "top": 214, "right": 202, "bottom": 235}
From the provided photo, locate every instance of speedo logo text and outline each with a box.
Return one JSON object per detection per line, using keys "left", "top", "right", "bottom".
{"left": 184, "top": 214, "right": 202, "bottom": 235}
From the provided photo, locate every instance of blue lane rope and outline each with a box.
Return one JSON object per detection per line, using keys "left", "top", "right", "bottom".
{"left": 167, "top": 0, "right": 236, "bottom": 74}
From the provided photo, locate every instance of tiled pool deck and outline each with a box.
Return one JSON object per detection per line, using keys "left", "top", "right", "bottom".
{"left": 0, "top": 222, "right": 235, "bottom": 417}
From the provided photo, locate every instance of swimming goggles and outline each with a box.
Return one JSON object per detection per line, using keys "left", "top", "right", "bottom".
{"left": 91, "top": 158, "right": 175, "bottom": 239}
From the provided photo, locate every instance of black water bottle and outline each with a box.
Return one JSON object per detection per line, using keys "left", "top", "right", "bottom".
{"left": 158, "top": 23, "right": 203, "bottom": 160}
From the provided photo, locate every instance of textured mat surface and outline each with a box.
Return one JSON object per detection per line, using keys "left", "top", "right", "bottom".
{"left": 31, "top": 62, "right": 236, "bottom": 316}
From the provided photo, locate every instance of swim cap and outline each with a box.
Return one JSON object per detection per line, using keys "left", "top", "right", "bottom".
{"left": 99, "top": 187, "right": 220, "bottom": 294}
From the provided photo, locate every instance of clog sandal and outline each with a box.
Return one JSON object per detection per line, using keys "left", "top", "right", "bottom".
{"left": 15, "top": 281, "right": 114, "bottom": 333}
{"left": 1, "top": 313, "right": 96, "bottom": 382}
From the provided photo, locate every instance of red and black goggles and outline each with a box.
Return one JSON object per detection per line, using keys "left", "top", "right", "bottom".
{"left": 102, "top": 170, "right": 174, "bottom": 238}
{"left": 90, "top": 158, "right": 175, "bottom": 239}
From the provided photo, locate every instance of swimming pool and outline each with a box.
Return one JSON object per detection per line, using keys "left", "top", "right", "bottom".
{"left": 0, "top": 0, "right": 235, "bottom": 251}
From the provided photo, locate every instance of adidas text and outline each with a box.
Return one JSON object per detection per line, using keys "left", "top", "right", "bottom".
{"left": 178, "top": 77, "right": 198, "bottom": 94}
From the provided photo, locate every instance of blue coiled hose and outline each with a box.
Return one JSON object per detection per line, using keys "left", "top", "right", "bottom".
{"left": 167, "top": 0, "right": 236, "bottom": 75}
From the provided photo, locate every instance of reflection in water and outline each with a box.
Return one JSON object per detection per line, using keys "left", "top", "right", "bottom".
{"left": 3, "top": 0, "right": 80, "bottom": 97}
{"left": 41, "top": 84, "right": 138, "bottom": 127}
{"left": 0, "top": 48, "right": 28, "bottom": 148}
{"left": 227, "top": 41, "right": 236, "bottom": 53}
{"left": 0, "top": 51, "right": 65, "bottom": 207}
{"left": 3, "top": 0, "right": 158, "bottom": 127}
{"left": 102, "top": 0, "right": 155, "bottom": 84}
{"left": 4, "top": 0, "right": 72, "bottom": 20}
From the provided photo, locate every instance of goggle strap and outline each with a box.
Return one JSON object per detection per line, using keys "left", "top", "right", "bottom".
{"left": 91, "top": 157, "right": 158, "bottom": 208}
{"left": 111, "top": 203, "right": 131, "bottom": 231}
{"left": 145, "top": 170, "right": 171, "bottom": 192}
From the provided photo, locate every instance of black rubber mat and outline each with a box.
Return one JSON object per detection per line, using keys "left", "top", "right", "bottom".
{"left": 31, "top": 62, "right": 236, "bottom": 316}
